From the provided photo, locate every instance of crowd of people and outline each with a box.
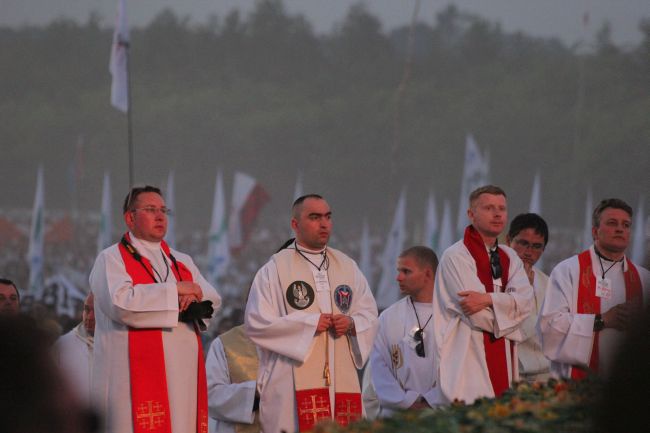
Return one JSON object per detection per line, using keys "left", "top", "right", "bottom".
{"left": 0, "top": 184, "right": 648, "bottom": 433}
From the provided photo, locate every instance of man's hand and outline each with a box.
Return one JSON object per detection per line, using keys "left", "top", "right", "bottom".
{"left": 316, "top": 313, "right": 332, "bottom": 334}
{"left": 178, "top": 294, "right": 199, "bottom": 312}
{"left": 458, "top": 291, "right": 493, "bottom": 316}
{"left": 331, "top": 314, "right": 354, "bottom": 337}
{"left": 602, "top": 303, "right": 630, "bottom": 331}
{"left": 177, "top": 281, "right": 203, "bottom": 299}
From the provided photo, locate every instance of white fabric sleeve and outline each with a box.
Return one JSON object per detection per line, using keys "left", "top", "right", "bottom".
{"left": 347, "top": 265, "right": 379, "bottom": 368}
{"left": 206, "top": 338, "right": 256, "bottom": 424}
{"left": 490, "top": 251, "right": 534, "bottom": 340}
{"left": 538, "top": 258, "right": 595, "bottom": 367}
{"left": 244, "top": 261, "right": 320, "bottom": 362}
{"left": 369, "top": 326, "right": 419, "bottom": 411}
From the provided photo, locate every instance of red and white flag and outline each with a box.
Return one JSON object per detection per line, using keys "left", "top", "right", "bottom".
{"left": 228, "top": 172, "right": 269, "bottom": 255}
{"left": 109, "top": 0, "right": 129, "bottom": 112}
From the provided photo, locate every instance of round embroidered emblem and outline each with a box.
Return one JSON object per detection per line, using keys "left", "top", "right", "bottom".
{"left": 286, "top": 281, "right": 315, "bottom": 310}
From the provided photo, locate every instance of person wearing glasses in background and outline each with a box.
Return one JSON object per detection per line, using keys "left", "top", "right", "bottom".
{"left": 505, "top": 213, "right": 551, "bottom": 383}
{"left": 431, "top": 185, "right": 533, "bottom": 404}
{"left": 368, "top": 246, "right": 441, "bottom": 417}
{"left": 89, "top": 185, "right": 221, "bottom": 433}
{"left": 539, "top": 198, "right": 649, "bottom": 380}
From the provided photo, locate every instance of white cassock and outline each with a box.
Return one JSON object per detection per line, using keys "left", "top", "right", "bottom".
{"left": 90, "top": 233, "right": 222, "bottom": 433}
{"left": 55, "top": 322, "right": 93, "bottom": 404}
{"left": 432, "top": 241, "right": 533, "bottom": 404}
{"left": 517, "top": 267, "right": 551, "bottom": 381}
{"left": 206, "top": 337, "right": 258, "bottom": 433}
{"left": 538, "top": 246, "right": 650, "bottom": 379}
{"left": 370, "top": 297, "right": 441, "bottom": 417}
{"left": 360, "top": 364, "right": 379, "bottom": 420}
{"left": 244, "top": 246, "right": 378, "bottom": 433}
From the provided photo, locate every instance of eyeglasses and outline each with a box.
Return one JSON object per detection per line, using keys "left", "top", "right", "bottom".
{"left": 131, "top": 207, "right": 173, "bottom": 216}
{"left": 489, "top": 249, "right": 502, "bottom": 280}
{"left": 414, "top": 328, "right": 425, "bottom": 357}
{"left": 514, "top": 239, "right": 545, "bottom": 251}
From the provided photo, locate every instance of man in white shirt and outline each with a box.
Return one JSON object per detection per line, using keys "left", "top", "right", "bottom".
{"left": 245, "top": 194, "right": 378, "bottom": 433}
{"left": 539, "top": 198, "right": 650, "bottom": 379}
{"left": 505, "top": 213, "right": 551, "bottom": 382}
{"left": 431, "top": 185, "right": 533, "bottom": 404}
{"left": 370, "top": 246, "right": 441, "bottom": 416}
{"left": 90, "top": 185, "right": 222, "bottom": 433}
{"left": 55, "top": 292, "right": 95, "bottom": 403}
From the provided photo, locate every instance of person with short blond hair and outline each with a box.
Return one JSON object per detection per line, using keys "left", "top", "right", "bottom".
{"left": 431, "top": 185, "right": 533, "bottom": 404}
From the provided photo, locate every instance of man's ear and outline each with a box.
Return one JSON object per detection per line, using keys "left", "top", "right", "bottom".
{"left": 290, "top": 217, "right": 298, "bottom": 232}
{"left": 124, "top": 211, "right": 134, "bottom": 230}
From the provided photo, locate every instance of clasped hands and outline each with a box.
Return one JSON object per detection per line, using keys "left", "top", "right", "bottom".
{"left": 176, "top": 281, "right": 204, "bottom": 312}
{"left": 316, "top": 313, "right": 355, "bottom": 337}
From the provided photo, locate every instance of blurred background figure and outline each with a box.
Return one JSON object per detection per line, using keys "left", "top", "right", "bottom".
{"left": 0, "top": 278, "right": 20, "bottom": 315}
{"left": 0, "top": 314, "right": 99, "bottom": 433}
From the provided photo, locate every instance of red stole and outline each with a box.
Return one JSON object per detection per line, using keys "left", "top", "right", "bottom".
{"left": 463, "top": 225, "right": 511, "bottom": 397}
{"left": 571, "top": 249, "right": 642, "bottom": 380}
{"left": 118, "top": 233, "right": 209, "bottom": 433}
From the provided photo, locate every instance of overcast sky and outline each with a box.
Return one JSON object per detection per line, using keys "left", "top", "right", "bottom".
{"left": 1, "top": 0, "right": 649, "bottom": 47}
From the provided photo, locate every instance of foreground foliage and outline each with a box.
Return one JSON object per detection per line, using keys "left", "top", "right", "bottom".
{"left": 315, "top": 379, "right": 598, "bottom": 433}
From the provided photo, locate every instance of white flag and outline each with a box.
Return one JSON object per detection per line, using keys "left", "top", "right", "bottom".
{"left": 456, "top": 133, "right": 489, "bottom": 236}
{"left": 529, "top": 171, "right": 542, "bottom": 214}
{"left": 27, "top": 165, "right": 45, "bottom": 295}
{"left": 359, "top": 218, "right": 372, "bottom": 285}
{"left": 109, "top": 0, "right": 129, "bottom": 112}
{"left": 207, "top": 171, "right": 230, "bottom": 289}
{"left": 438, "top": 199, "right": 455, "bottom": 255}
{"left": 423, "top": 191, "right": 438, "bottom": 249}
{"left": 97, "top": 171, "right": 112, "bottom": 254}
{"left": 164, "top": 170, "right": 176, "bottom": 247}
{"left": 582, "top": 188, "right": 593, "bottom": 250}
{"left": 375, "top": 189, "right": 407, "bottom": 310}
{"left": 631, "top": 196, "right": 646, "bottom": 265}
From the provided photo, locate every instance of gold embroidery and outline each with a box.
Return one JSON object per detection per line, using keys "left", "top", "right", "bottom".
{"left": 298, "top": 394, "right": 331, "bottom": 424}
{"left": 390, "top": 344, "right": 403, "bottom": 370}
{"left": 136, "top": 400, "right": 166, "bottom": 430}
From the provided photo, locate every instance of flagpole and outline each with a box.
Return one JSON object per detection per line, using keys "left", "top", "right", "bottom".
{"left": 125, "top": 38, "right": 134, "bottom": 189}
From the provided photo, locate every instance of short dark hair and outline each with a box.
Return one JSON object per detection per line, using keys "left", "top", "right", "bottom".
{"left": 292, "top": 194, "right": 325, "bottom": 219}
{"left": 469, "top": 185, "right": 507, "bottom": 207}
{"left": 508, "top": 213, "right": 549, "bottom": 246}
{"left": 592, "top": 198, "right": 633, "bottom": 228}
{"left": 0, "top": 278, "right": 19, "bottom": 301}
{"left": 399, "top": 246, "right": 439, "bottom": 274}
{"left": 122, "top": 185, "right": 162, "bottom": 214}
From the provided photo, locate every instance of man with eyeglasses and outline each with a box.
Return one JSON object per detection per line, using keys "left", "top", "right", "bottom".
{"left": 368, "top": 246, "right": 441, "bottom": 417}
{"left": 539, "top": 198, "right": 649, "bottom": 379}
{"left": 505, "top": 213, "right": 551, "bottom": 382}
{"left": 89, "top": 185, "right": 222, "bottom": 433}
{"left": 245, "top": 194, "right": 378, "bottom": 433}
{"left": 431, "top": 185, "right": 533, "bottom": 404}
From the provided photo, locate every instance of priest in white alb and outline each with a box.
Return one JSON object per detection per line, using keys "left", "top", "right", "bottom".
{"left": 55, "top": 292, "right": 95, "bottom": 404}
{"left": 432, "top": 185, "right": 533, "bottom": 404}
{"left": 245, "top": 194, "right": 378, "bottom": 433}
{"left": 90, "top": 185, "right": 221, "bottom": 433}
{"left": 539, "top": 198, "right": 649, "bottom": 379}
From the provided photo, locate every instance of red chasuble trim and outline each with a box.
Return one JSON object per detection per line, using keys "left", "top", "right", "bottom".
{"left": 119, "top": 233, "right": 209, "bottom": 433}
{"left": 296, "top": 388, "right": 332, "bottom": 432}
{"left": 334, "top": 393, "right": 362, "bottom": 427}
{"left": 571, "top": 250, "right": 642, "bottom": 380}
{"left": 463, "top": 225, "right": 511, "bottom": 397}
